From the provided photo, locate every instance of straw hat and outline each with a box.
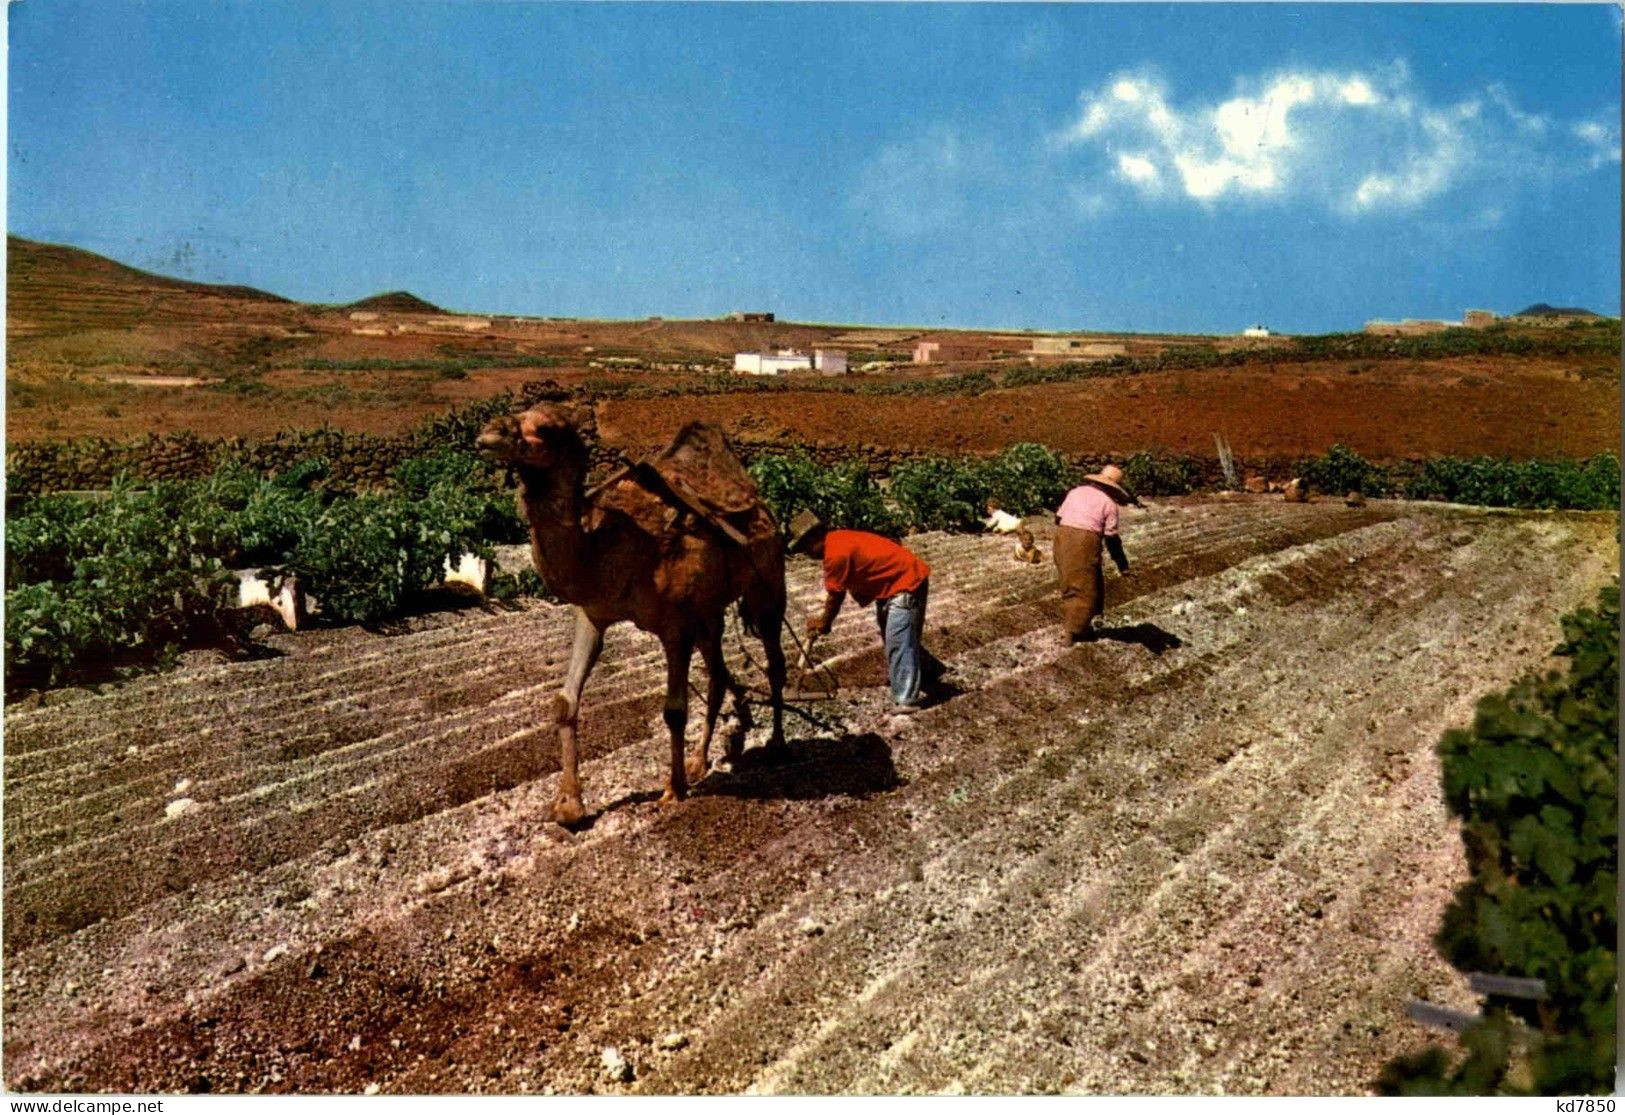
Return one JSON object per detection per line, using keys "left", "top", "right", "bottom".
{"left": 785, "top": 509, "right": 828, "bottom": 553}
{"left": 1082, "top": 464, "right": 1132, "bottom": 504}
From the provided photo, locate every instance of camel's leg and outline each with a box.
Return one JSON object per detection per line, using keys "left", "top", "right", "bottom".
{"left": 553, "top": 608, "right": 604, "bottom": 825}
{"left": 689, "top": 626, "right": 729, "bottom": 783}
{"left": 760, "top": 608, "right": 789, "bottom": 756}
{"left": 660, "top": 631, "right": 696, "bottom": 805}
{"left": 722, "top": 670, "right": 754, "bottom": 764}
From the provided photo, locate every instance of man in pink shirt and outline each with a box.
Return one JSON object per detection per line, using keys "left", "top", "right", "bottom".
{"left": 1053, "top": 464, "right": 1133, "bottom": 643}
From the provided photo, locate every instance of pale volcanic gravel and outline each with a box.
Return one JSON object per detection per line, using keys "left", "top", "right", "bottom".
{"left": 2, "top": 497, "right": 1617, "bottom": 1095}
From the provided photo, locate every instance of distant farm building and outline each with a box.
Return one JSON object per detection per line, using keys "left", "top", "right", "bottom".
{"left": 813, "top": 349, "right": 848, "bottom": 375}
{"left": 727, "top": 311, "right": 775, "bottom": 323}
{"left": 734, "top": 350, "right": 808, "bottom": 375}
{"left": 1241, "top": 325, "right": 1272, "bottom": 338}
{"left": 1030, "top": 337, "right": 1128, "bottom": 359}
{"left": 1364, "top": 318, "right": 1458, "bottom": 337}
{"left": 733, "top": 348, "right": 846, "bottom": 376}
{"left": 913, "top": 338, "right": 1014, "bottom": 364}
{"left": 1363, "top": 306, "right": 1602, "bottom": 335}
{"left": 1031, "top": 337, "right": 1084, "bottom": 356}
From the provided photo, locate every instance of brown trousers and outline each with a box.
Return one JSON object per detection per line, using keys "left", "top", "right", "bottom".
{"left": 1054, "top": 526, "right": 1105, "bottom": 638}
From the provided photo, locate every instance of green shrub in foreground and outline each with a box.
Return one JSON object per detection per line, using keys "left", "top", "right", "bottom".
{"left": 1379, "top": 583, "right": 1618, "bottom": 1095}
{"left": 4, "top": 478, "right": 238, "bottom": 688}
{"left": 3, "top": 455, "right": 528, "bottom": 688}
{"left": 391, "top": 448, "right": 528, "bottom": 546}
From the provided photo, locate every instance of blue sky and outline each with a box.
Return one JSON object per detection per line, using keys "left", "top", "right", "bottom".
{"left": 8, "top": 2, "right": 1621, "bottom": 333}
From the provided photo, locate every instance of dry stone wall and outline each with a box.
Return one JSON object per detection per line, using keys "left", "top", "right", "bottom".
{"left": 6, "top": 430, "right": 424, "bottom": 496}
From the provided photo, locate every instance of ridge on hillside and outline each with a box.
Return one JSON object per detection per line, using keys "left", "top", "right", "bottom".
{"left": 345, "top": 291, "right": 444, "bottom": 315}
{"left": 6, "top": 235, "right": 289, "bottom": 303}
{"left": 1513, "top": 302, "right": 1598, "bottom": 318}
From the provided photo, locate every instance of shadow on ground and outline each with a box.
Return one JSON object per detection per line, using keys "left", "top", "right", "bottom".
{"left": 701, "top": 732, "right": 901, "bottom": 801}
{"left": 1096, "top": 622, "right": 1184, "bottom": 655}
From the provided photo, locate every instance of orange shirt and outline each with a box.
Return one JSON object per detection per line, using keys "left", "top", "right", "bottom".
{"left": 822, "top": 530, "right": 930, "bottom": 605}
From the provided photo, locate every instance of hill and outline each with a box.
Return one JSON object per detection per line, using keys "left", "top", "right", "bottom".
{"left": 7, "top": 235, "right": 288, "bottom": 305}
{"left": 6, "top": 235, "right": 290, "bottom": 340}
{"left": 346, "top": 290, "right": 444, "bottom": 314}
{"left": 1513, "top": 302, "right": 1599, "bottom": 318}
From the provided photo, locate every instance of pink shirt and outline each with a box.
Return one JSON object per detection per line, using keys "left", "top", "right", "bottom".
{"left": 1056, "top": 484, "right": 1120, "bottom": 536}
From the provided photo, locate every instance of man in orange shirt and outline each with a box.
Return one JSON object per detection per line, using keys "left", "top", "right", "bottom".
{"left": 786, "top": 510, "right": 934, "bottom": 713}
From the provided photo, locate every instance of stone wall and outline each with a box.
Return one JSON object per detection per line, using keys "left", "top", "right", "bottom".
{"left": 6, "top": 430, "right": 427, "bottom": 497}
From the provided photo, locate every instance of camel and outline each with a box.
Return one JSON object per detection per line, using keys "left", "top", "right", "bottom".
{"left": 476, "top": 402, "right": 788, "bottom": 824}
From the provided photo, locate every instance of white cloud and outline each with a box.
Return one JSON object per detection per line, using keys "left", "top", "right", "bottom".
{"left": 1574, "top": 118, "right": 1622, "bottom": 168}
{"left": 1116, "top": 153, "right": 1160, "bottom": 187}
{"left": 1055, "top": 65, "right": 1618, "bottom": 217}
{"left": 1339, "top": 78, "right": 1378, "bottom": 106}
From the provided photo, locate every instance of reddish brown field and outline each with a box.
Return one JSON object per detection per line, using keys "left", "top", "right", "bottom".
{"left": 11, "top": 237, "right": 1614, "bottom": 460}
{"left": 598, "top": 357, "right": 1619, "bottom": 462}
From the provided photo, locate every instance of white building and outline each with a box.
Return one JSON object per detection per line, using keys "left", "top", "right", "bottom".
{"left": 734, "top": 348, "right": 847, "bottom": 376}
{"left": 813, "top": 349, "right": 847, "bottom": 375}
{"left": 1242, "top": 325, "right": 1272, "bottom": 338}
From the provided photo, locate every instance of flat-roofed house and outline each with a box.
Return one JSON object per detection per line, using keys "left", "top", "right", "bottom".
{"left": 734, "top": 349, "right": 812, "bottom": 375}
{"left": 813, "top": 349, "right": 848, "bottom": 375}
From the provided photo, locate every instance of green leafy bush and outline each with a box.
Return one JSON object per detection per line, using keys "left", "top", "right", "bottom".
{"left": 748, "top": 451, "right": 901, "bottom": 537}
{"left": 890, "top": 457, "right": 989, "bottom": 532}
{"left": 234, "top": 461, "right": 328, "bottom": 567}
{"left": 4, "top": 477, "right": 238, "bottom": 688}
{"left": 4, "top": 453, "right": 538, "bottom": 688}
{"left": 289, "top": 496, "right": 419, "bottom": 623}
{"left": 1123, "top": 451, "right": 1204, "bottom": 497}
{"left": 5, "top": 493, "right": 96, "bottom": 588}
{"left": 981, "top": 442, "right": 1079, "bottom": 515}
{"left": 1403, "top": 455, "right": 1619, "bottom": 511}
{"left": 391, "top": 448, "right": 527, "bottom": 545}
{"left": 1379, "top": 583, "right": 1618, "bottom": 1095}
{"left": 1303, "top": 443, "right": 1380, "bottom": 496}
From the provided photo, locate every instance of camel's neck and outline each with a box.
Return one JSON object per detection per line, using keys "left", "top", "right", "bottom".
{"left": 515, "top": 455, "right": 597, "bottom": 596}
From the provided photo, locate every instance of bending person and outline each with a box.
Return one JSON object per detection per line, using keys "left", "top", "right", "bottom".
{"left": 787, "top": 511, "right": 934, "bottom": 713}
{"left": 1053, "top": 464, "right": 1134, "bottom": 643}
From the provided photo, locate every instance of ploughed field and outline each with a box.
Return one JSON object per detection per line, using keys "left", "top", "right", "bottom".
{"left": 594, "top": 357, "right": 1620, "bottom": 463}
{"left": 3, "top": 497, "right": 1618, "bottom": 1095}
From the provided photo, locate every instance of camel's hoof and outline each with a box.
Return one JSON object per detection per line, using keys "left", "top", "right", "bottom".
{"left": 552, "top": 796, "right": 586, "bottom": 826}
{"left": 658, "top": 787, "right": 686, "bottom": 807}
{"left": 685, "top": 757, "right": 709, "bottom": 783}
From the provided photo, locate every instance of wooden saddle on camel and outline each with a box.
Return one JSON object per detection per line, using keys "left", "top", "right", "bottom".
{"left": 584, "top": 422, "right": 776, "bottom": 547}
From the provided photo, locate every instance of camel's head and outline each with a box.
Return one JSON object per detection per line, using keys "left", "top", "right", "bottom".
{"left": 476, "top": 402, "right": 592, "bottom": 469}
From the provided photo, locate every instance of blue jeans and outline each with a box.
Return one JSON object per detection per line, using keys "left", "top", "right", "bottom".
{"left": 875, "top": 579, "right": 928, "bottom": 707}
